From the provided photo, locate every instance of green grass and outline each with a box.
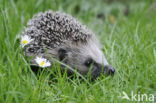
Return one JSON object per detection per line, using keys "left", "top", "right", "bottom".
{"left": 0, "top": 0, "right": 156, "bottom": 103}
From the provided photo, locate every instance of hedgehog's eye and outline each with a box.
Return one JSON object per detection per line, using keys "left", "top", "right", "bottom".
{"left": 84, "top": 58, "right": 94, "bottom": 67}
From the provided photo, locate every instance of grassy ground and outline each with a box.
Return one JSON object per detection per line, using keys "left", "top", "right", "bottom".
{"left": 0, "top": 0, "right": 156, "bottom": 103}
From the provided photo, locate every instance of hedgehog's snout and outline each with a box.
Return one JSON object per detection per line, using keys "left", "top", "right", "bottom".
{"left": 91, "top": 64, "right": 115, "bottom": 79}
{"left": 103, "top": 65, "right": 115, "bottom": 75}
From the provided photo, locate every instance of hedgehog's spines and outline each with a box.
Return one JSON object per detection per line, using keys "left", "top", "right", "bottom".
{"left": 22, "top": 10, "right": 94, "bottom": 55}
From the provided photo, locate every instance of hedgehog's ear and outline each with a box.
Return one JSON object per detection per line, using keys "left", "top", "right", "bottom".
{"left": 58, "top": 48, "right": 69, "bottom": 61}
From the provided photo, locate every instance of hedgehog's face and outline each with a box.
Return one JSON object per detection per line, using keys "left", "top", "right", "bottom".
{"left": 58, "top": 41, "right": 115, "bottom": 78}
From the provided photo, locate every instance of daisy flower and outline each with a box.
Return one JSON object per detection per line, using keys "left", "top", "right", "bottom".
{"left": 35, "top": 57, "right": 51, "bottom": 68}
{"left": 21, "top": 35, "right": 33, "bottom": 47}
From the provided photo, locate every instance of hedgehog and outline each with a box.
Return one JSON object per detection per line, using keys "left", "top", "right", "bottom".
{"left": 21, "top": 10, "right": 115, "bottom": 78}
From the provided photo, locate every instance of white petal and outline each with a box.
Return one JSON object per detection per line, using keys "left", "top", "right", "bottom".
{"left": 45, "top": 61, "right": 51, "bottom": 67}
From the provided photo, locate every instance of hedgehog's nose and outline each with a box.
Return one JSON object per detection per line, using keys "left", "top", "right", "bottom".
{"left": 108, "top": 67, "right": 115, "bottom": 75}
{"left": 104, "top": 65, "right": 115, "bottom": 75}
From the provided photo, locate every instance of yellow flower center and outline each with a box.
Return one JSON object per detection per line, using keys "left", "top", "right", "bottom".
{"left": 40, "top": 61, "right": 45, "bottom": 66}
{"left": 109, "top": 15, "right": 115, "bottom": 24}
{"left": 22, "top": 40, "right": 28, "bottom": 44}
